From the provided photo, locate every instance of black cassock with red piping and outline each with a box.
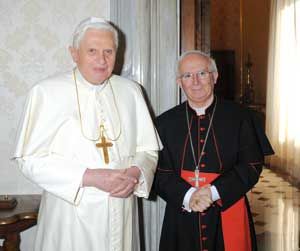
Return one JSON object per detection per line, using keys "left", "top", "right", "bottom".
{"left": 154, "top": 98, "right": 273, "bottom": 251}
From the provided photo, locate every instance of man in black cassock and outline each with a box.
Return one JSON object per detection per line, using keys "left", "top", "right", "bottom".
{"left": 154, "top": 50, "right": 274, "bottom": 251}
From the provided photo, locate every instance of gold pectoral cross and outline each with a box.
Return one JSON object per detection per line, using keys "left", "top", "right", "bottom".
{"left": 96, "top": 125, "right": 113, "bottom": 164}
{"left": 188, "top": 168, "right": 206, "bottom": 188}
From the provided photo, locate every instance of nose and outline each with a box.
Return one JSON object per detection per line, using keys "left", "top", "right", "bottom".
{"left": 96, "top": 52, "right": 107, "bottom": 65}
{"left": 192, "top": 73, "right": 202, "bottom": 85}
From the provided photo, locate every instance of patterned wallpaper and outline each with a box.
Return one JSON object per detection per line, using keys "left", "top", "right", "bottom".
{"left": 0, "top": 0, "right": 109, "bottom": 194}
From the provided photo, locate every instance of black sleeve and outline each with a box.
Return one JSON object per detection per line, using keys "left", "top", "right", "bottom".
{"left": 212, "top": 115, "right": 264, "bottom": 211}
{"left": 249, "top": 109, "right": 274, "bottom": 155}
{"left": 154, "top": 120, "right": 192, "bottom": 211}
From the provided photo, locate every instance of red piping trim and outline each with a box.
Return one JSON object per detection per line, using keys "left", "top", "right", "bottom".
{"left": 211, "top": 117, "right": 223, "bottom": 171}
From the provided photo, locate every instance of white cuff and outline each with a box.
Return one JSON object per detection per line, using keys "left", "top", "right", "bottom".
{"left": 182, "top": 187, "right": 197, "bottom": 212}
{"left": 210, "top": 185, "right": 220, "bottom": 202}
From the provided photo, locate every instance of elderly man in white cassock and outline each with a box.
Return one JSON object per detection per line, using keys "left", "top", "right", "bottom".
{"left": 11, "top": 17, "right": 161, "bottom": 251}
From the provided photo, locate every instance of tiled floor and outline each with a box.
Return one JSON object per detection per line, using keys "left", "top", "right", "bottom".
{"left": 248, "top": 168, "right": 300, "bottom": 251}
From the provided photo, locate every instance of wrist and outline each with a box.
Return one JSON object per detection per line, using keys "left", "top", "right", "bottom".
{"left": 129, "top": 166, "right": 141, "bottom": 178}
{"left": 82, "top": 168, "right": 93, "bottom": 187}
{"left": 83, "top": 168, "right": 103, "bottom": 187}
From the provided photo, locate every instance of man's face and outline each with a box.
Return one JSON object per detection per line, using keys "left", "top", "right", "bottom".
{"left": 177, "top": 53, "right": 218, "bottom": 108}
{"left": 69, "top": 28, "right": 116, "bottom": 85}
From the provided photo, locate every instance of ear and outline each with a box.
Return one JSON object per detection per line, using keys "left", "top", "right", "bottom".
{"left": 212, "top": 72, "right": 218, "bottom": 84}
{"left": 176, "top": 77, "right": 182, "bottom": 88}
{"left": 69, "top": 46, "right": 79, "bottom": 63}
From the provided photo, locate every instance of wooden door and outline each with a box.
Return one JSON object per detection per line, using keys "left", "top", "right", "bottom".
{"left": 180, "top": 0, "right": 210, "bottom": 53}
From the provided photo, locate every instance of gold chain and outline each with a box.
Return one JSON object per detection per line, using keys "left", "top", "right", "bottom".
{"left": 73, "top": 68, "right": 122, "bottom": 142}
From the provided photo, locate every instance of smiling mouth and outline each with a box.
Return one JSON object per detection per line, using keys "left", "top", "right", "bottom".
{"left": 94, "top": 67, "right": 107, "bottom": 73}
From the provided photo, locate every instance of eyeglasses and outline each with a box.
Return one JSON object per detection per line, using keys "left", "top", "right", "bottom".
{"left": 180, "top": 70, "right": 213, "bottom": 81}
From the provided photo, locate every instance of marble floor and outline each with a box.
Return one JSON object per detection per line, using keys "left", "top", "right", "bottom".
{"left": 248, "top": 168, "right": 300, "bottom": 251}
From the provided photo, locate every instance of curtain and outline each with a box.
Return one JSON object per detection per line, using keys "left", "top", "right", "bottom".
{"left": 266, "top": 0, "right": 300, "bottom": 181}
{"left": 110, "top": 1, "right": 179, "bottom": 250}
{"left": 266, "top": 1, "right": 299, "bottom": 250}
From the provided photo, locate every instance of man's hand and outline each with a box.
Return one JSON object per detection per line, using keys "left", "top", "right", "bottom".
{"left": 189, "top": 185, "right": 213, "bottom": 212}
{"left": 82, "top": 166, "right": 141, "bottom": 198}
{"left": 110, "top": 166, "right": 141, "bottom": 198}
{"left": 82, "top": 168, "right": 137, "bottom": 193}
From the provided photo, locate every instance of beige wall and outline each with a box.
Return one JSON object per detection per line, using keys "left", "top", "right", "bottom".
{"left": 0, "top": 1, "right": 109, "bottom": 250}
{"left": 244, "top": 0, "right": 271, "bottom": 104}
{"left": 211, "top": 0, "right": 270, "bottom": 104}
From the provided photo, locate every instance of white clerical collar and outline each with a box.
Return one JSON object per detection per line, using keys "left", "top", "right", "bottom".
{"left": 75, "top": 67, "right": 107, "bottom": 92}
{"left": 190, "top": 96, "right": 214, "bottom": 116}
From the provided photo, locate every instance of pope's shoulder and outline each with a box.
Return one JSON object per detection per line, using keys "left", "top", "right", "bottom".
{"left": 29, "top": 71, "right": 74, "bottom": 93}
{"left": 29, "top": 72, "right": 142, "bottom": 93}
{"left": 29, "top": 72, "right": 75, "bottom": 97}
{"left": 109, "top": 74, "right": 143, "bottom": 94}
{"left": 28, "top": 72, "right": 145, "bottom": 99}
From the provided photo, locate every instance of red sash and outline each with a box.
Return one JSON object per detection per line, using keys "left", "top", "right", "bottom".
{"left": 181, "top": 170, "right": 252, "bottom": 251}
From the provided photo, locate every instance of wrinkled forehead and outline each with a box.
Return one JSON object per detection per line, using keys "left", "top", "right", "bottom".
{"left": 83, "top": 28, "right": 114, "bottom": 40}
{"left": 179, "top": 54, "right": 210, "bottom": 72}
{"left": 79, "top": 28, "right": 115, "bottom": 46}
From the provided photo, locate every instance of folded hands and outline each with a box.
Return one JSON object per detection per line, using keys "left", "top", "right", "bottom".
{"left": 83, "top": 166, "right": 141, "bottom": 198}
{"left": 189, "top": 185, "right": 213, "bottom": 212}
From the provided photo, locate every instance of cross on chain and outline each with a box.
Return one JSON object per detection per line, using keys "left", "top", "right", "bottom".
{"left": 188, "top": 169, "right": 206, "bottom": 188}
{"left": 95, "top": 125, "right": 113, "bottom": 164}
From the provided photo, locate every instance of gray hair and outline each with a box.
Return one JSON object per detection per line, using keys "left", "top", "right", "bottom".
{"left": 176, "top": 50, "right": 218, "bottom": 76}
{"left": 72, "top": 17, "right": 118, "bottom": 49}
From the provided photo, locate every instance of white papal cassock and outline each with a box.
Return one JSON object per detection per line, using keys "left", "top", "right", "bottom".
{"left": 12, "top": 68, "right": 161, "bottom": 251}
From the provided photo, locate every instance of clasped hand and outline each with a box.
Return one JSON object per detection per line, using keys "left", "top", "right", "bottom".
{"left": 189, "top": 185, "right": 213, "bottom": 212}
{"left": 83, "top": 166, "right": 141, "bottom": 198}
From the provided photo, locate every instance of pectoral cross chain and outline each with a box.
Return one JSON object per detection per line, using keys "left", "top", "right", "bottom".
{"left": 188, "top": 169, "right": 206, "bottom": 188}
{"left": 96, "top": 125, "right": 113, "bottom": 164}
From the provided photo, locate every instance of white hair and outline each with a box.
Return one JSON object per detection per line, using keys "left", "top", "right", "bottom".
{"left": 72, "top": 17, "right": 118, "bottom": 49}
{"left": 176, "top": 50, "right": 218, "bottom": 76}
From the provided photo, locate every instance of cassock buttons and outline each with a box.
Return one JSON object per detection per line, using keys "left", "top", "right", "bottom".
{"left": 200, "top": 164, "right": 205, "bottom": 168}
{"left": 201, "top": 224, "right": 207, "bottom": 229}
{"left": 200, "top": 139, "right": 205, "bottom": 143}
{"left": 202, "top": 237, "right": 208, "bottom": 241}
{"left": 200, "top": 115, "right": 205, "bottom": 120}
{"left": 200, "top": 127, "right": 205, "bottom": 131}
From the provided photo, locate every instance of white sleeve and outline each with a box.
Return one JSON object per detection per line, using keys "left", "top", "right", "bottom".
{"left": 210, "top": 185, "right": 221, "bottom": 202}
{"left": 16, "top": 154, "right": 87, "bottom": 205}
{"left": 130, "top": 151, "right": 158, "bottom": 198}
{"left": 182, "top": 187, "right": 197, "bottom": 212}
